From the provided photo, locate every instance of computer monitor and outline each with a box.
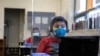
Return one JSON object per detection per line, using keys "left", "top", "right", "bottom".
{"left": 59, "top": 36, "right": 99, "bottom": 56}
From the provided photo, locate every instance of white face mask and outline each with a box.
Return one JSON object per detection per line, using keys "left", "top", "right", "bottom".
{"left": 32, "top": 33, "right": 40, "bottom": 36}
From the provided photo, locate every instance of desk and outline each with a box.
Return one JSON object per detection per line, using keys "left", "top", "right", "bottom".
{"left": 19, "top": 46, "right": 37, "bottom": 56}
{"left": 5, "top": 47, "right": 19, "bottom": 56}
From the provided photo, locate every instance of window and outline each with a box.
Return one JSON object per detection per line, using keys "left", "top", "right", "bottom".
{"left": 75, "top": 16, "right": 85, "bottom": 23}
{"left": 74, "top": 0, "right": 87, "bottom": 22}
{"left": 75, "top": 0, "right": 86, "bottom": 14}
{"left": 93, "top": 0, "right": 100, "bottom": 7}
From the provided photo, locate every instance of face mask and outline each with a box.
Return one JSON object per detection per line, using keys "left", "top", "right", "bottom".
{"left": 32, "top": 33, "right": 40, "bottom": 36}
{"left": 53, "top": 27, "right": 67, "bottom": 37}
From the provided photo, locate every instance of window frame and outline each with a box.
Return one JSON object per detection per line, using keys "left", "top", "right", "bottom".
{"left": 74, "top": 0, "right": 88, "bottom": 22}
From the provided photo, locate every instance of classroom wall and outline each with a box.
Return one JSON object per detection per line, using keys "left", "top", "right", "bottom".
{"left": 0, "top": 0, "right": 32, "bottom": 40}
{"left": 34, "top": 0, "right": 75, "bottom": 30}
{"left": 34, "top": 0, "right": 61, "bottom": 16}
{"left": 0, "top": 0, "right": 75, "bottom": 40}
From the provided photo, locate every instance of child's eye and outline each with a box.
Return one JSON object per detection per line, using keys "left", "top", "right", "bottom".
{"left": 54, "top": 25, "right": 59, "bottom": 28}
{"left": 61, "top": 25, "right": 66, "bottom": 28}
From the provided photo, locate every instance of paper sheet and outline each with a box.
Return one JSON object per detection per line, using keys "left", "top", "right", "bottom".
{"left": 42, "top": 17, "right": 48, "bottom": 24}
{"left": 35, "top": 17, "right": 41, "bottom": 24}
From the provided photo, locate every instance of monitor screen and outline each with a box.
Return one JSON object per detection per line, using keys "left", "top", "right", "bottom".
{"left": 59, "top": 36, "right": 99, "bottom": 56}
